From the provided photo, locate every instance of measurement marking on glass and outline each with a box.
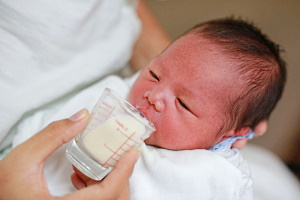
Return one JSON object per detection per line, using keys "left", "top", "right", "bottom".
{"left": 86, "top": 106, "right": 116, "bottom": 132}
{"left": 102, "top": 132, "right": 137, "bottom": 167}
{"left": 117, "top": 129, "right": 139, "bottom": 145}
{"left": 98, "top": 106, "right": 116, "bottom": 121}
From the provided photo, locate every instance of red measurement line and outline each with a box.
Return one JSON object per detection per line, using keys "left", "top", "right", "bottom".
{"left": 94, "top": 106, "right": 116, "bottom": 121}
{"left": 102, "top": 132, "right": 137, "bottom": 166}
{"left": 105, "top": 144, "right": 121, "bottom": 156}
{"left": 119, "top": 131, "right": 139, "bottom": 145}
{"left": 124, "top": 143, "right": 134, "bottom": 148}
{"left": 97, "top": 105, "right": 112, "bottom": 113}
{"left": 104, "top": 106, "right": 115, "bottom": 121}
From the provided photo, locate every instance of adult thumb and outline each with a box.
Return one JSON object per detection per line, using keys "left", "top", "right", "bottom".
{"left": 18, "top": 109, "right": 89, "bottom": 164}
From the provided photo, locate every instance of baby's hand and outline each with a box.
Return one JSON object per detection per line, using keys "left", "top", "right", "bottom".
{"left": 232, "top": 120, "right": 267, "bottom": 149}
{"left": 71, "top": 150, "right": 139, "bottom": 200}
{"left": 71, "top": 166, "right": 99, "bottom": 188}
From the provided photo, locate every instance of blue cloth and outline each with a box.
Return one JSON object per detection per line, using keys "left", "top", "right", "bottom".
{"left": 209, "top": 130, "right": 254, "bottom": 151}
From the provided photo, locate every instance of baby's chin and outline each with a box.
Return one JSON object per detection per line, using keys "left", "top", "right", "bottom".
{"left": 144, "top": 136, "right": 180, "bottom": 150}
{"left": 144, "top": 134, "right": 211, "bottom": 151}
{"left": 144, "top": 135, "right": 165, "bottom": 149}
{"left": 144, "top": 136, "right": 156, "bottom": 146}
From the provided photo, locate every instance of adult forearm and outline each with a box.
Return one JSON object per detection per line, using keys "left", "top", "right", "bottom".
{"left": 130, "top": 0, "right": 171, "bottom": 71}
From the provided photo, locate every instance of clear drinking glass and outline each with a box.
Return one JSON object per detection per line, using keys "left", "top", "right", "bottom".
{"left": 66, "top": 88, "right": 155, "bottom": 180}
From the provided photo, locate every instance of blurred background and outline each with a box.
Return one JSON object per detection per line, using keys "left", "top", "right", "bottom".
{"left": 145, "top": 0, "right": 300, "bottom": 175}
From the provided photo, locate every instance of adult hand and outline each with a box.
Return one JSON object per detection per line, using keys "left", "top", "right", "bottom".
{"left": 232, "top": 120, "right": 268, "bottom": 149}
{"left": 0, "top": 109, "right": 140, "bottom": 200}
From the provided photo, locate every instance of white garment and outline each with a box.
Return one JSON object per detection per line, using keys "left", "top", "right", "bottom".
{"left": 241, "top": 145, "right": 300, "bottom": 200}
{"left": 0, "top": 0, "right": 140, "bottom": 144}
{"left": 131, "top": 144, "right": 252, "bottom": 200}
{"left": 10, "top": 74, "right": 253, "bottom": 199}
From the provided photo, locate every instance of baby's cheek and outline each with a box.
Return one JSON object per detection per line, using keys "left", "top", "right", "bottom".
{"left": 155, "top": 129, "right": 180, "bottom": 149}
{"left": 144, "top": 120, "right": 185, "bottom": 149}
{"left": 144, "top": 135, "right": 153, "bottom": 144}
{"left": 144, "top": 134, "right": 159, "bottom": 147}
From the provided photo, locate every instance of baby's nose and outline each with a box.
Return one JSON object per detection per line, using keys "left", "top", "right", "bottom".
{"left": 144, "top": 90, "right": 165, "bottom": 112}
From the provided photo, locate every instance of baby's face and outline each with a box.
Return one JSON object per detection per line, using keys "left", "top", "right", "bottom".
{"left": 128, "top": 34, "right": 242, "bottom": 150}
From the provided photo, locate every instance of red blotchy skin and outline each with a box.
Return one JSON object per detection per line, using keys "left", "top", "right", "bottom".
{"left": 128, "top": 34, "right": 244, "bottom": 150}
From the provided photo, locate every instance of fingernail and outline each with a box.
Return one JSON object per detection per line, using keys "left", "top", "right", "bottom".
{"left": 69, "top": 109, "right": 88, "bottom": 121}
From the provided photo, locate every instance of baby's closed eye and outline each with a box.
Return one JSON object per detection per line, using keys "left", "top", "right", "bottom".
{"left": 150, "top": 70, "right": 159, "bottom": 81}
{"left": 177, "top": 98, "right": 189, "bottom": 111}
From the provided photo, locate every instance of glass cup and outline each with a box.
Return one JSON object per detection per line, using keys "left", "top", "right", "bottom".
{"left": 66, "top": 88, "right": 155, "bottom": 180}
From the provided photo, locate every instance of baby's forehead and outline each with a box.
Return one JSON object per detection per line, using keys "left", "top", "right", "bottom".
{"left": 159, "top": 32, "right": 247, "bottom": 91}
{"left": 172, "top": 33, "right": 240, "bottom": 65}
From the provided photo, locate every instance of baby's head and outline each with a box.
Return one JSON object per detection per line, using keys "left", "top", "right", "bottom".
{"left": 128, "top": 18, "right": 286, "bottom": 150}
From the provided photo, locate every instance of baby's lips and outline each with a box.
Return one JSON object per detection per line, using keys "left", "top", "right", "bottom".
{"left": 136, "top": 105, "right": 148, "bottom": 118}
{"left": 135, "top": 102, "right": 152, "bottom": 120}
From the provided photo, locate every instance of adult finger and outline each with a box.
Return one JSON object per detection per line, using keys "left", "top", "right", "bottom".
{"left": 16, "top": 109, "right": 89, "bottom": 164}
{"left": 254, "top": 120, "right": 268, "bottom": 137}
{"left": 66, "top": 150, "right": 140, "bottom": 199}
{"left": 232, "top": 138, "right": 248, "bottom": 149}
{"left": 99, "top": 149, "right": 140, "bottom": 194}
{"left": 73, "top": 149, "right": 140, "bottom": 188}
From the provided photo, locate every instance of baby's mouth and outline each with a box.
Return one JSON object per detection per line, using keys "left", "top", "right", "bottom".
{"left": 136, "top": 104, "right": 147, "bottom": 118}
{"left": 135, "top": 103, "right": 153, "bottom": 122}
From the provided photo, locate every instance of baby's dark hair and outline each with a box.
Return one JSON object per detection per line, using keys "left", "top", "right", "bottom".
{"left": 188, "top": 17, "right": 287, "bottom": 131}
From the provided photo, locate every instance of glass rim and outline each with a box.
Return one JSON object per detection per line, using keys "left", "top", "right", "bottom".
{"left": 104, "top": 88, "right": 156, "bottom": 132}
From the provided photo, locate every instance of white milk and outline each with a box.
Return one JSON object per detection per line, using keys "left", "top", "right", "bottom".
{"left": 83, "top": 114, "right": 146, "bottom": 167}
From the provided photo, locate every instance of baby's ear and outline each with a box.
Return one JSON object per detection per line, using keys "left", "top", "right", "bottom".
{"left": 223, "top": 126, "right": 251, "bottom": 138}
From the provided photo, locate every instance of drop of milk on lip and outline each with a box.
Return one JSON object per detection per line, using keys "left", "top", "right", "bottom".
{"left": 83, "top": 114, "right": 146, "bottom": 166}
